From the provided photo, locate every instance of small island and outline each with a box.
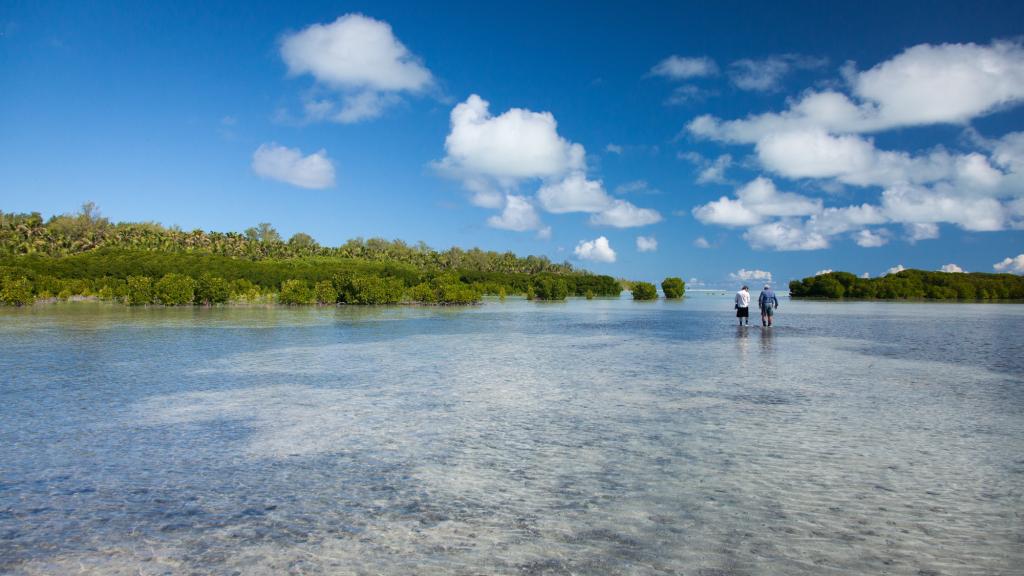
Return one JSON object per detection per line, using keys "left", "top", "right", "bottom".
{"left": 790, "top": 269, "right": 1024, "bottom": 300}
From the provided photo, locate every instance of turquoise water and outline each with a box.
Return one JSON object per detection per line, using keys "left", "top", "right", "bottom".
{"left": 1, "top": 295, "right": 1022, "bottom": 575}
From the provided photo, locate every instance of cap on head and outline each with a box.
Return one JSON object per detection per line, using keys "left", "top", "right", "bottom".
{"left": 764, "top": 284, "right": 770, "bottom": 289}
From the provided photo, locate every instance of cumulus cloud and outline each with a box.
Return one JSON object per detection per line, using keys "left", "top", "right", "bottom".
{"left": 743, "top": 220, "right": 829, "bottom": 251}
{"left": 993, "top": 254, "right": 1024, "bottom": 274}
{"left": 727, "top": 54, "right": 827, "bottom": 92}
{"left": 697, "top": 154, "right": 733, "bottom": 184}
{"left": 590, "top": 199, "right": 663, "bottom": 228}
{"left": 251, "top": 143, "right": 335, "bottom": 189}
{"left": 883, "top": 264, "right": 906, "bottom": 276}
{"left": 854, "top": 228, "right": 889, "bottom": 247}
{"left": 636, "top": 236, "right": 658, "bottom": 252}
{"left": 280, "top": 14, "right": 433, "bottom": 123}
{"left": 690, "top": 41, "right": 1024, "bottom": 142}
{"left": 730, "top": 268, "right": 772, "bottom": 282}
{"left": 686, "top": 41, "right": 1024, "bottom": 250}
{"left": 939, "top": 263, "right": 965, "bottom": 273}
{"left": 692, "top": 177, "right": 821, "bottom": 227}
{"left": 438, "top": 94, "right": 661, "bottom": 231}
{"left": 650, "top": 56, "right": 718, "bottom": 79}
{"left": 904, "top": 222, "right": 940, "bottom": 242}
{"left": 574, "top": 236, "right": 616, "bottom": 263}
{"left": 815, "top": 269, "right": 834, "bottom": 276}
{"left": 537, "top": 172, "right": 611, "bottom": 213}
{"left": 606, "top": 143, "right": 624, "bottom": 155}
{"left": 439, "top": 94, "right": 583, "bottom": 182}
{"left": 694, "top": 236, "right": 711, "bottom": 248}
{"left": 486, "top": 195, "right": 543, "bottom": 232}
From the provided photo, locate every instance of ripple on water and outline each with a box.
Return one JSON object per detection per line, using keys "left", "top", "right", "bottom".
{"left": 1, "top": 300, "right": 1023, "bottom": 575}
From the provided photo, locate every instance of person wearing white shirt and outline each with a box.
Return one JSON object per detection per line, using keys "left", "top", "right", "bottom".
{"left": 734, "top": 285, "right": 750, "bottom": 326}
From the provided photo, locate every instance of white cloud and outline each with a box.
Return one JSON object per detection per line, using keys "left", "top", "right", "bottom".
{"left": 439, "top": 94, "right": 583, "bottom": 182}
{"left": 686, "top": 42, "right": 1024, "bottom": 250}
{"left": 854, "top": 228, "right": 889, "bottom": 247}
{"left": 574, "top": 236, "right": 616, "bottom": 263}
{"left": 696, "top": 154, "right": 733, "bottom": 184}
{"left": 650, "top": 56, "right": 718, "bottom": 79}
{"left": 590, "top": 199, "right": 663, "bottom": 228}
{"left": 939, "top": 263, "right": 965, "bottom": 273}
{"left": 904, "top": 222, "right": 939, "bottom": 242}
{"left": 879, "top": 184, "right": 1006, "bottom": 231}
{"left": 537, "top": 172, "right": 611, "bottom": 213}
{"left": 994, "top": 254, "right": 1024, "bottom": 274}
{"left": 280, "top": 14, "right": 433, "bottom": 123}
{"left": 693, "top": 177, "right": 821, "bottom": 227}
{"left": 743, "top": 220, "right": 829, "bottom": 251}
{"left": 636, "top": 236, "right": 658, "bottom": 252}
{"left": 728, "top": 54, "right": 827, "bottom": 92}
{"left": 815, "top": 269, "right": 833, "bottom": 276}
{"left": 730, "top": 268, "right": 772, "bottom": 282}
{"left": 437, "top": 95, "right": 662, "bottom": 232}
{"left": 853, "top": 41, "right": 1024, "bottom": 128}
{"left": 486, "top": 195, "right": 543, "bottom": 232}
{"left": 694, "top": 236, "right": 711, "bottom": 248}
{"left": 690, "top": 41, "right": 1024, "bottom": 142}
{"left": 883, "top": 264, "right": 906, "bottom": 276}
{"left": 606, "top": 143, "right": 624, "bottom": 155}
{"left": 860, "top": 272, "right": 871, "bottom": 279}
{"left": 251, "top": 143, "right": 335, "bottom": 189}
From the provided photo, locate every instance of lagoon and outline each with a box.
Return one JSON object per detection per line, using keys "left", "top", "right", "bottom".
{"left": 1, "top": 296, "right": 1022, "bottom": 575}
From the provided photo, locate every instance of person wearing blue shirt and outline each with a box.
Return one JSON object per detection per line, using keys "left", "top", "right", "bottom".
{"left": 758, "top": 284, "right": 779, "bottom": 327}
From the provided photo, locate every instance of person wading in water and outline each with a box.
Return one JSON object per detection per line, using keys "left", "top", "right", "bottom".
{"left": 759, "top": 284, "right": 780, "bottom": 327}
{"left": 734, "top": 285, "right": 750, "bottom": 326}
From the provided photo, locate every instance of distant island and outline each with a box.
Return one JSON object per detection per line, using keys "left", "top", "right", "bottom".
{"left": 0, "top": 204, "right": 633, "bottom": 306}
{"left": 790, "top": 270, "right": 1024, "bottom": 300}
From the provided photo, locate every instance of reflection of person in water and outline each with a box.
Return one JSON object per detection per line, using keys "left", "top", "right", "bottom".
{"left": 760, "top": 323, "right": 774, "bottom": 351}
{"left": 735, "top": 323, "right": 750, "bottom": 361}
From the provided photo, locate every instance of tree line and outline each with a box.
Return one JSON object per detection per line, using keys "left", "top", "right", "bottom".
{"left": 790, "top": 269, "right": 1024, "bottom": 300}
{"left": 0, "top": 203, "right": 632, "bottom": 306}
{"left": 0, "top": 204, "right": 577, "bottom": 274}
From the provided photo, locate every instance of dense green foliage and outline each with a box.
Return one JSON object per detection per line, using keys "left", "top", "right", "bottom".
{"left": 154, "top": 273, "right": 196, "bottom": 305}
{"left": 531, "top": 277, "right": 569, "bottom": 301}
{"left": 279, "top": 279, "right": 315, "bottom": 305}
{"left": 196, "top": 273, "right": 231, "bottom": 304}
{"left": 0, "top": 205, "right": 623, "bottom": 306}
{"left": 0, "top": 277, "right": 33, "bottom": 306}
{"left": 790, "top": 270, "right": 1024, "bottom": 300}
{"left": 661, "top": 277, "right": 685, "bottom": 299}
{"left": 0, "top": 205, "right": 576, "bottom": 274}
{"left": 126, "top": 276, "right": 153, "bottom": 305}
{"left": 631, "top": 281, "right": 658, "bottom": 300}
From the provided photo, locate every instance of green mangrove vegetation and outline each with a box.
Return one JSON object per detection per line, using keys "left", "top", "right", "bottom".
{"left": 790, "top": 269, "right": 1024, "bottom": 300}
{"left": 0, "top": 205, "right": 624, "bottom": 306}
{"left": 661, "top": 277, "right": 685, "bottom": 299}
{"left": 631, "top": 282, "right": 658, "bottom": 300}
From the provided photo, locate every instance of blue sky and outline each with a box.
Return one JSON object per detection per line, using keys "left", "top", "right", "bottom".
{"left": 2, "top": 1, "right": 1024, "bottom": 286}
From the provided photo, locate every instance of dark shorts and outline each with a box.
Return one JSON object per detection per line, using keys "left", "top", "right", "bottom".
{"left": 736, "top": 306, "right": 749, "bottom": 318}
{"left": 762, "top": 305, "right": 775, "bottom": 317}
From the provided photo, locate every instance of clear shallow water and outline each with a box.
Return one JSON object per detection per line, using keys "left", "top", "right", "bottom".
{"left": 1, "top": 296, "right": 1022, "bottom": 575}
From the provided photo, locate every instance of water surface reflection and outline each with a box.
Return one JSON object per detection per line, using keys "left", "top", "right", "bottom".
{"left": 1, "top": 297, "right": 1022, "bottom": 575}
